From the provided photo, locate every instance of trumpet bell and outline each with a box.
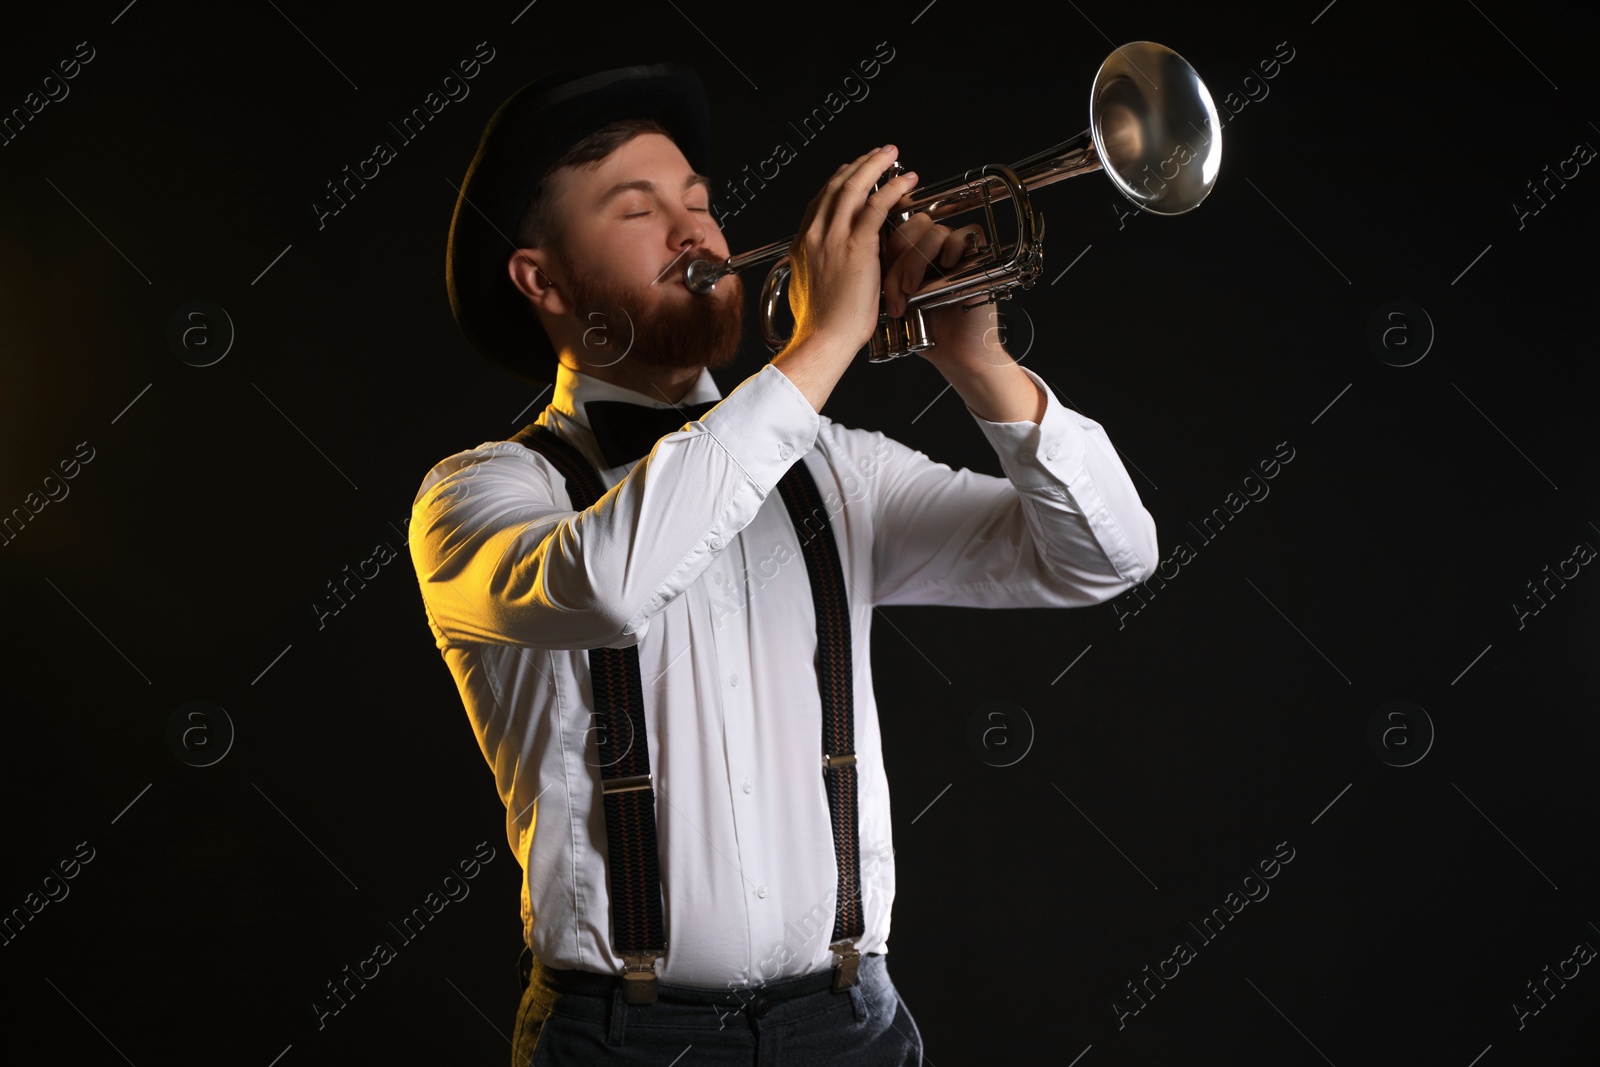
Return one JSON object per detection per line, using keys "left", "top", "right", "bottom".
{"left": 1090, "top": 40, "right": 1222, "bottom": 215}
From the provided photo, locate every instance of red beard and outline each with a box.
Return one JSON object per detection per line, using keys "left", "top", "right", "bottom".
{"left": 561, "top": 250, "right": 744, "bottom": 371}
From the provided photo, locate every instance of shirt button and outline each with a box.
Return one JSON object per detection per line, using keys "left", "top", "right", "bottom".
{"left": 729, "top": 672, "right": 739, "bottom": 687}
{"left": 779, "top": 442, "right": 793, "bottom": 460}
{"left": 1046, "top": 444, "right": 1060, "bottom": 460}
{"left": 742, "top": 778, "right": 753, "bottom": 794}
{"left": 757, "top": 885, "right": 768, "bottom": 899}
{"left": 1020, "top": 449, "right": 1035, "bottom": 462}
{"left": 709, "top": 536, "right": 723, "bottom": 550}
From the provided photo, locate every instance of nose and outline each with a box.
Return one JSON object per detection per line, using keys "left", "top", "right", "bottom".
{"left": 666, "top": 202, "right": 708, "bottom": 252}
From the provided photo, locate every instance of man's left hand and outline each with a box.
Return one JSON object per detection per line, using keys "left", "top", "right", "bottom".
{"left": 881, "top": 205, "right": 1044, "bottom": 424}
{"left": 880, "top": 211, "right": 1009, "bottom": 369}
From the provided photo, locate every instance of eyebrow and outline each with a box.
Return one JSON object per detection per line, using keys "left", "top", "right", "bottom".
{"left": 596, "top": 172, "right": 711, "bottom": 207}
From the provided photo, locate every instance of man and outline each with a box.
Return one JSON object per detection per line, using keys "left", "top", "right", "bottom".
{"left": 412, "top": 64, "right": 1158, "bottom": 1065}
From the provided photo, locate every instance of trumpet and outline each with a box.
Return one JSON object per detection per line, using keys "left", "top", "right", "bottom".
{"left": 684, "top": 41, "right": 1223, "bottom": 361}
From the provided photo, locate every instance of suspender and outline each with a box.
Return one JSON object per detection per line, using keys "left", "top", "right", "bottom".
{"left": 774, "top": 455, "right": 866, "bottom": 992}
{"left": 508, "top": 423, "right": 864, "bottom": 1001}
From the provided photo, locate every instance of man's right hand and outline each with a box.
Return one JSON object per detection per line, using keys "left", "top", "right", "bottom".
{"left": 771, "top": 146, "right": 918, "bottom": 413}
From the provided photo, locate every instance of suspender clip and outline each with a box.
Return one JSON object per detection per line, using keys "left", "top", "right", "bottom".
{"left": 829, "top": 940, "right": 861, "bottom": 992}
{"left": 620, "top": 951, "right": 662, "bottom": 1004}
{"left": 823, "top": 752, "right": 856, "bottom": 770}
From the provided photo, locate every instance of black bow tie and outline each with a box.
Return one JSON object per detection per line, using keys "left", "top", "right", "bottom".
{"left": 586, "top": 398, "right": 721, "bottom": 469}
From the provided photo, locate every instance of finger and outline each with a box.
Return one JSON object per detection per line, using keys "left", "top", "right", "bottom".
{"left": 941, "top": 225, "right": 987, "bottom": 269}
{"left": 883, "top": 211, "right": 936, "bottom": 260}
{"left": 890, "top": 222, "right": 949, "bottom": 317}
{"left": 852, "top": 167, "right": 919, "bottom": 241}
{"left": 799, "top": 161, "right": 854, "bottom": 234}
{"left": 829, "top": 146, "right": 904, "bottom": 234}
{"left": 842, "top": 144, "right": 899, "bottom": 194}
{"left": 882, "top": 244, "right": 907, "bottom": 321}
{"left": 801, "top": 148, "right": 886, "bottom": 238}
{"left": 827, "top": 148, "right": 888, "bottom": 200}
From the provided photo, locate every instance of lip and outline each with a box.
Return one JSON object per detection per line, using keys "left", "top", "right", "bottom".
{"left": 657, "top": 252, "right": 724, "bottom": 290}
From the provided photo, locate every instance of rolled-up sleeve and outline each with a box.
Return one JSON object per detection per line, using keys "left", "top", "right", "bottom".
{"left": 869, "top": 366, "right": 1157, "bottom": 608}
{"left": 410, "top": 363, "right": 821, "bottom": 650}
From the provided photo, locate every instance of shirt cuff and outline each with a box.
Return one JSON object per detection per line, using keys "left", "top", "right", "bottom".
{"left": 968, "top": 366, "right": 1087, "bottom": 488}
{"left": 697, "top": 362, "right": 821, "bottom": 493}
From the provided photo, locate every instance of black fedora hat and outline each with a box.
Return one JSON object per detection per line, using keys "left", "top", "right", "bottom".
{"left": 445, "top": 63, "right": 712, "bottom": 380}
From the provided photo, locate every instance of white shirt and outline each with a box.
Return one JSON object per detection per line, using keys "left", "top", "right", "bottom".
{"left": 408, "top": 357, "right": 1157, "bottom": 987}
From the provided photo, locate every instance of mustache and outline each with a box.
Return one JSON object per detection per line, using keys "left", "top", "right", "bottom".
{"left": 652, "top": 247, "right": 724, "bottom": 286}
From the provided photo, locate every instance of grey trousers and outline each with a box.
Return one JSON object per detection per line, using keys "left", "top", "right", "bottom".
{"left": 511, "top": 951, "right": 924, "bottom": 1065}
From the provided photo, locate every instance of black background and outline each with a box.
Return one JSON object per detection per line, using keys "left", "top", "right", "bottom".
{"left": 2, "top": 2, "right": 1597, "bottom": 1065}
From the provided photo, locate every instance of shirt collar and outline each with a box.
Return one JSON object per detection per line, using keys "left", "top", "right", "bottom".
{"left": 549, "top": 360, "right": 724, "bottom": 434}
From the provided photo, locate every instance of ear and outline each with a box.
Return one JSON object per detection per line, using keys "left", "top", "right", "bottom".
{"left": 507, "top": 247, "right": 572, "bottom": 317}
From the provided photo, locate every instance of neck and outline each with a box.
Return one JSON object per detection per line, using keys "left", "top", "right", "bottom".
{"left": 559, "top": 352, "right": 705, "bottom": 405}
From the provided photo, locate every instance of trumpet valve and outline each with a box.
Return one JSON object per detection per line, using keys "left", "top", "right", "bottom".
{"left": 868, "top": 303, "right": 934, "bottom": 363}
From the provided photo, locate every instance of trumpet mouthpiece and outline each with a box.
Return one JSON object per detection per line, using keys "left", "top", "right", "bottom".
{"left": 685, "top": 257, "right": 730, "bottom": 294}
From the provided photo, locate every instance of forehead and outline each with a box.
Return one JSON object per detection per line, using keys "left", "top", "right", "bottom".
{"left": 553, "top": 132, "right": 697, "bottom": 204}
